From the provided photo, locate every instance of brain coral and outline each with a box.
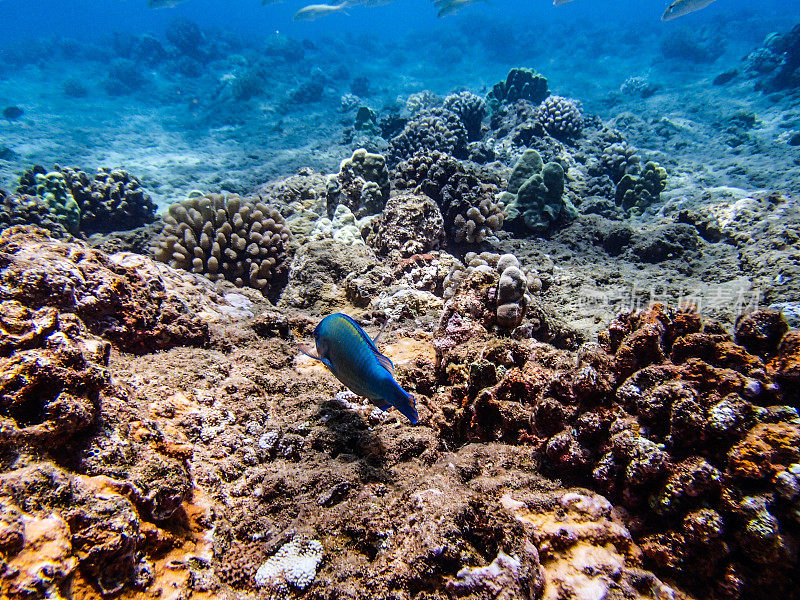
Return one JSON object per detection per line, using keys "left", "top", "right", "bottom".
{"left": 152, "top": 193, "right": 291, "bottom": 297}
{"left": 389, "top": 108, "right": 468, "bottom": 164}
{"left": 536, "top": 95, "right": 583, "bottom": 139}
{"left": 365, "top": 192, "right": 445, "bottom": 258}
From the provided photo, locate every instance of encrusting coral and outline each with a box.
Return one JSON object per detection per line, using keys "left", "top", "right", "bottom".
{"left": 152, "top": 192, "right": 291, "bottom": 298}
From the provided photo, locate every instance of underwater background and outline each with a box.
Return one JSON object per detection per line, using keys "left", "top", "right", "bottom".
{"left": 1, "top": 0, "right": 800, "bottom": 599}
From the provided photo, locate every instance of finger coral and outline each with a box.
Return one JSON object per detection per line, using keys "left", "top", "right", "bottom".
{"left": 536, "top": 95, "right": 584, "bottom": 139}
{"left": 153, "top": 192, "right": 291, "bottom": 298}
{"left": 389, "top": 108, "right": 468, "bottom": 164}
{"left": 392, "top": 150, "right": 505, "bottom": 245}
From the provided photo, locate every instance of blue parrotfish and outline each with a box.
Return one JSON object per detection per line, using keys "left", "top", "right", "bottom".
{"left": 300, "top": 313, "right": 418, "bottom": 424}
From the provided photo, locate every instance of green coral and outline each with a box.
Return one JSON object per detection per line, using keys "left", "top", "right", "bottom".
{"left": 615, "top": 161, "right": 667, "bottom": 214}
{"left": 498, "top": 149, "right": 576, "bottom": 234}
{"left": 486, "top": 68, "right": 549, "bottom": 112}
{"left": 34, "top": 171, "right": 80, "bottom": 234}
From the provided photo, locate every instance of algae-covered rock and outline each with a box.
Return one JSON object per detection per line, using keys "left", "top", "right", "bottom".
{"left": 499, "top": 149, "right": 576, "bottom": 234}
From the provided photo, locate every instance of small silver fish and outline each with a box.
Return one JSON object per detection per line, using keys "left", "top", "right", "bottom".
{"left": 433, "top": 0, "right": 486, "bottom": 17}
{"left": 661, "top": 0, "right": 718, "bottom": 21}
{"left": 553, "top": 0, "right": 576, "bottom": 5}
{"left": 147, "top": 0, "right": 185, "bottom": 7}
{"left": 292, "top": 2, "right": 349, "bottom": 20}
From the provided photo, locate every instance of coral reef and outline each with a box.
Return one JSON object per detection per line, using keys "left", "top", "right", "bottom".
{"left": 388, "top": 108, "right": 468, "bottom": 163}
{"left": 498, "top": 149, "right": 576, "bottom": 234}
{"left": 486, "top": 67, "right": 550, "bottom": 109}
{"left": 536, "top": 95, "right": 584, "bottom": 140}
{"left": 433, "top": 301, "right": 800, "bottom": 598}
{"left": 326, "top": 148, "right": 390, "bottom": 218}
{"left": 391, "top": 150, "right": 505, "bottom": 245}
{"left": 744, "top": 24, "right": 800, "bottom": 92}
{"left": 152, "top": 193, "right": 291, "bottom": 298}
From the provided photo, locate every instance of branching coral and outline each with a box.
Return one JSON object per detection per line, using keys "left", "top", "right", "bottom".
{"left": 152, "top": 193, "right": 291, "bottom": 297}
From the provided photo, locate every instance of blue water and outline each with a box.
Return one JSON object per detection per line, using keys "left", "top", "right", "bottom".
{"left": 0, "top": 0, "right": 799, "bottom": 204}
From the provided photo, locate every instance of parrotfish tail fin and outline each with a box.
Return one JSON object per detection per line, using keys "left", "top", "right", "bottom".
{"left": 392, "top": 387, "right": 418, "bottom": 425}
{"left": 403, "top": 393, "right": 419, "bottom": 425}
{"left": 298, "top": 344, "right": 322, "bottom": 361}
